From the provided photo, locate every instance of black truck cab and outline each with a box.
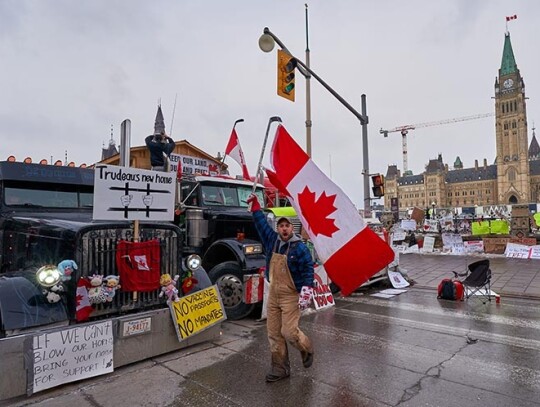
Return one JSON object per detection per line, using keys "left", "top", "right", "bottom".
{"left": 178, "top": 175, "right": 267, "bottom": 319}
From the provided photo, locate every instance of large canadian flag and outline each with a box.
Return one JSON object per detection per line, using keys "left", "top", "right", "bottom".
{"left": 225, "top": 128, "right": 251, "bottom": 180}
{"left": 267, "top": 125, "right": 394, "bottom": 296}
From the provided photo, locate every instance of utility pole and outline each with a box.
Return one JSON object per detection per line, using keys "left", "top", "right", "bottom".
{"left": 305, "top": 4, "right": 312, "bottom": 157}
{"left": 361, "top": 94, "right": 370, "bottom": 217}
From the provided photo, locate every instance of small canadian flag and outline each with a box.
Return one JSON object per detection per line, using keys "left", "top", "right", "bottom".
{"left": 506, "top": 15, "right": 517, "bottom": 21}
{"left": 76, "top": 277, "right": 93, "bottom": 322}
{"left": 225, "top": 128, "right": 251, "bottom": 180}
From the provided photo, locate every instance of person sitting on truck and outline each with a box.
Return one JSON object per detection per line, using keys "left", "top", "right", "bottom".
{"left": 145, "top": 131, "right": 175, "bottom": 171}
{"left": 247, "top": 194, "right": 315, "bottom": 383}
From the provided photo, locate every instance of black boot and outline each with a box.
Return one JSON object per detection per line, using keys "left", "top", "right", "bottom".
{"left": 301, "top": 350, "right": 314, "bottom": 368}
{"left": 266, "top": 350, "right": 290, "bottom": 382}
{"left": 265, "top": 372, "right": 290, "bottom": 382}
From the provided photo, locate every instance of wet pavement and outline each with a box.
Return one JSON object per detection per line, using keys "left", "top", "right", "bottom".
{"left": 7, "top": 271, "right": 540, "bottom": 407}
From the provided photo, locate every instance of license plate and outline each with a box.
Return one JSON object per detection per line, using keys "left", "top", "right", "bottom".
{"left": 121, "top": 317, "right": 152, "bottom": 337}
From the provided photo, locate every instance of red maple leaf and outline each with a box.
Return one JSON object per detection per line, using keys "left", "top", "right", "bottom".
{"left": 297, "top": 186, "right": 339, "bottom": 237}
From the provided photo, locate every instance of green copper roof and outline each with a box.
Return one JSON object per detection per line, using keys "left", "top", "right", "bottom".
{"left": 500, "top": 33, "right": 517, "bottom": 75}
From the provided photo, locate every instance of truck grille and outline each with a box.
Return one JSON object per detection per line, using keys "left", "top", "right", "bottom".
{"left": 78, "top": 224, "right": 180, "bottom": 318}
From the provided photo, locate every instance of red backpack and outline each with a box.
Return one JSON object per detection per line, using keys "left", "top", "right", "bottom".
{"left": 437, "top": 278, "right": 464, "bottom": 301}
{"left": 454, "top": 280, "right": 464, "bottom": 301}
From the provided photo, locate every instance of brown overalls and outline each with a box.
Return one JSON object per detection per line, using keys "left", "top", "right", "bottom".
{"left": 267, "top": 245, "right": 313, "bottom": 376}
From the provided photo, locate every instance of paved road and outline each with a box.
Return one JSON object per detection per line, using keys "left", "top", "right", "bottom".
{"left": 7, "top": 284, "right": 540, "bottom": 407}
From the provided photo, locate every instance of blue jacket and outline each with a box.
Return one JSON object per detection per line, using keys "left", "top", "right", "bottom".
{"left": 252, "top": 210, "right": 314, "bottom": 292}
{"left": 145, "top": 135, "right": 175, "bottom": 167}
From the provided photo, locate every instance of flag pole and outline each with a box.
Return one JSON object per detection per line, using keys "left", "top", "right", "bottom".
{"left": 221, "top": 118, "right": 244, "bottom": 173}
{"left": 251, "top": 116, "right": 282, "bottom": 196}
{"left": 169, "top": 93, "right": 178, "bottom": 137}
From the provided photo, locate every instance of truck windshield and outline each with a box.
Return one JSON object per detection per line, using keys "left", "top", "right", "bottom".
{"left": 4, "top": 184, "right": 93, "bottom": 208}
{"left": 201, "top": 184, "right": 265, "bottom": 207}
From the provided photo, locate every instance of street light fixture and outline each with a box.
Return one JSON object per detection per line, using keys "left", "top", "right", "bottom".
{"left": 258, "top": 33, "right": 275, "bottom": 53}
{"left": 257, "top": 27, "right": 372, "bottom": 216}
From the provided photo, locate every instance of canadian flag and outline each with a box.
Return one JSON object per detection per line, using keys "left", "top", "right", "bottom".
{"left": 267, "top": 125, "right": 394, "bottom": 296}
{"left": 225, "top": 128, "right": 251, "bottom": 180}
{"left": 76, "top": 277, "right": 93, "bottom": 322}
{"left": 176, "top": 160, "right": 182, "bottom": 180}
{"left": 506, "top": 14, "right": 517, "bottom": 21}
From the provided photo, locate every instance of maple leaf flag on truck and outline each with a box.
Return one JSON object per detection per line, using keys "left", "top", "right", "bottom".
{"left": 267, "top": 124, "right": 394, "bottom": 296}
{"left": 225, "top": 128, "right": 251, "bottom": 180}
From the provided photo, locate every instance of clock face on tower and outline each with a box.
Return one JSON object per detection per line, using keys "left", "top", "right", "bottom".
{"left": 503, "top": 78, "right": 514, "bottom": 89}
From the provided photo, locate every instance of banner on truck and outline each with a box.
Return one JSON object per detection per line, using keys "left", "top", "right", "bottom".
{"left": 169, "top": 153, "right": 219, "bottom": 176}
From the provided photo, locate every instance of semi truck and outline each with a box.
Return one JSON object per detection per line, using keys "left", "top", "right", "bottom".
{"left": 176, "top": 174, "right": 269, "bottom": 320}
{"left": 0, "top": 160, "right": 219, "bottom": 401}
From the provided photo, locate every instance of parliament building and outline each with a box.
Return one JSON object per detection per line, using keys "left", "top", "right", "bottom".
{"left": 384, "top": 31, "right": 540, "bottom": 212}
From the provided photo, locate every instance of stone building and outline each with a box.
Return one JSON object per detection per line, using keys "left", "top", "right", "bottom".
{"left": 384, "top": 31, "right": 540, "bottom": 212}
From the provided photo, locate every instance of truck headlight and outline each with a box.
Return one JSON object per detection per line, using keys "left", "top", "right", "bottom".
{"left": 185, "top": 254, "right": 201, "bottom": 271}
{"left": 244, "top": 244, "right": 263, "bottom": 255}
{"left": 36, "top": 265, "right": 61, "bottom": 287}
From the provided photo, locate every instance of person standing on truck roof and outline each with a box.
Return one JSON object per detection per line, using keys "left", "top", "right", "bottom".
{"left": 247, "top": 194, "right": 315, "bottom": 383}
{"left": 145, "top": 131, "right": 175, "bottom": 171}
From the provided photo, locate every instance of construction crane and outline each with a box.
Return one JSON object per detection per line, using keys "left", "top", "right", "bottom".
{"left": 380, "top": 112, "right": 495, "bottom": 174}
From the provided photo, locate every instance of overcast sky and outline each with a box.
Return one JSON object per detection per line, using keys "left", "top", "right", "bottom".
{"left": 1, "top": 0, "right": 538, "bottom": 208}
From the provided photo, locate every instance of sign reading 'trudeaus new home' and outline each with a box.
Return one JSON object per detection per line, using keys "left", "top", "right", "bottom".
{"left": 93, "top": 165, "right": 175, "bottom": 221}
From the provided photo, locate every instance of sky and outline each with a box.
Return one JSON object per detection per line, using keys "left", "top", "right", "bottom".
{"left": 1, "top": 0, "right": 539, "bottom": 209}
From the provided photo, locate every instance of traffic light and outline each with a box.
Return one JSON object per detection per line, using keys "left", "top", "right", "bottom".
{"left": 371, "top": 174, "right": 385, "bottom": 198}
{"left": 277, "top": 49, "right": 296, "bottom": 102}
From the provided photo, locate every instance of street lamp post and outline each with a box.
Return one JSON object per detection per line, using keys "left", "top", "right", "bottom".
{"left": 431, "top": 202, "right": 436, "bottom": 219}
{"left": 258, "top": 27, "right": 371, "bottom": 216}
{"left": 304, "top": 4, "right": 312, "bottom": 157}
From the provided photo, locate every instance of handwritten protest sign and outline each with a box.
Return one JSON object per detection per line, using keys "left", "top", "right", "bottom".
{"left": 505, "top": 243, "right": 531, "bottom": 259}
{"left": 464, "top": 240, "right": 484, "bottom": 254}
{"left": 312, "top": 265, "right": 335, "bottom": 311}
{"left": 439, "top": 215, "right": 454, "bottom": 232}
{"left": 400, "top": 219, "right": 417, "bottom": 231}
{"left": 422, "top": 219, "right": 439, "bottom": 233}
{"left": 29, "top": 321, "right": 113, "bottom": 393}
{"left": 93, "top": 165, "right": 175, "bottom": 221}
{"left": 170, "top": 285, "right": 226, "bottom": 341}
{"left": 391, "top": 228, "right": 407, "bottom": 243}
{"left": 422, "top": 236, "right": 435, "bottom": 253}
{"left": 388, "top": 271, "right": 409, "bottom": 288}
{"left": 529, "top": 245, "right": 540, "bottom": 259}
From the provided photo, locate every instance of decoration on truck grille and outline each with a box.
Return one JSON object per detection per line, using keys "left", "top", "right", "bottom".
{"left": 115, "top": 240, "right": 161, "bottom": 292}
{"left": 159, "top": 273, "right": 180, "bottom": 303}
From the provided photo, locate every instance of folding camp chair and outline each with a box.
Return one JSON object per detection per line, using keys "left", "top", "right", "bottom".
{"left": 452, "top": 259, "right": 492, "bottom": 304}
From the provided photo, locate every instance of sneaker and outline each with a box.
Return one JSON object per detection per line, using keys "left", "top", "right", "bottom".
{"left": 265, "top": 373, "right": 290, "bottom": 383}
{"left": 302, "top": 351, "right": 314, "bottom": 368}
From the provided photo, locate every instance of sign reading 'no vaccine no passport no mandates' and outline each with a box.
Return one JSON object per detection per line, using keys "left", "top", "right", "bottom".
{"left": 93, "top": 165, "right": 175, "bottom": 221}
